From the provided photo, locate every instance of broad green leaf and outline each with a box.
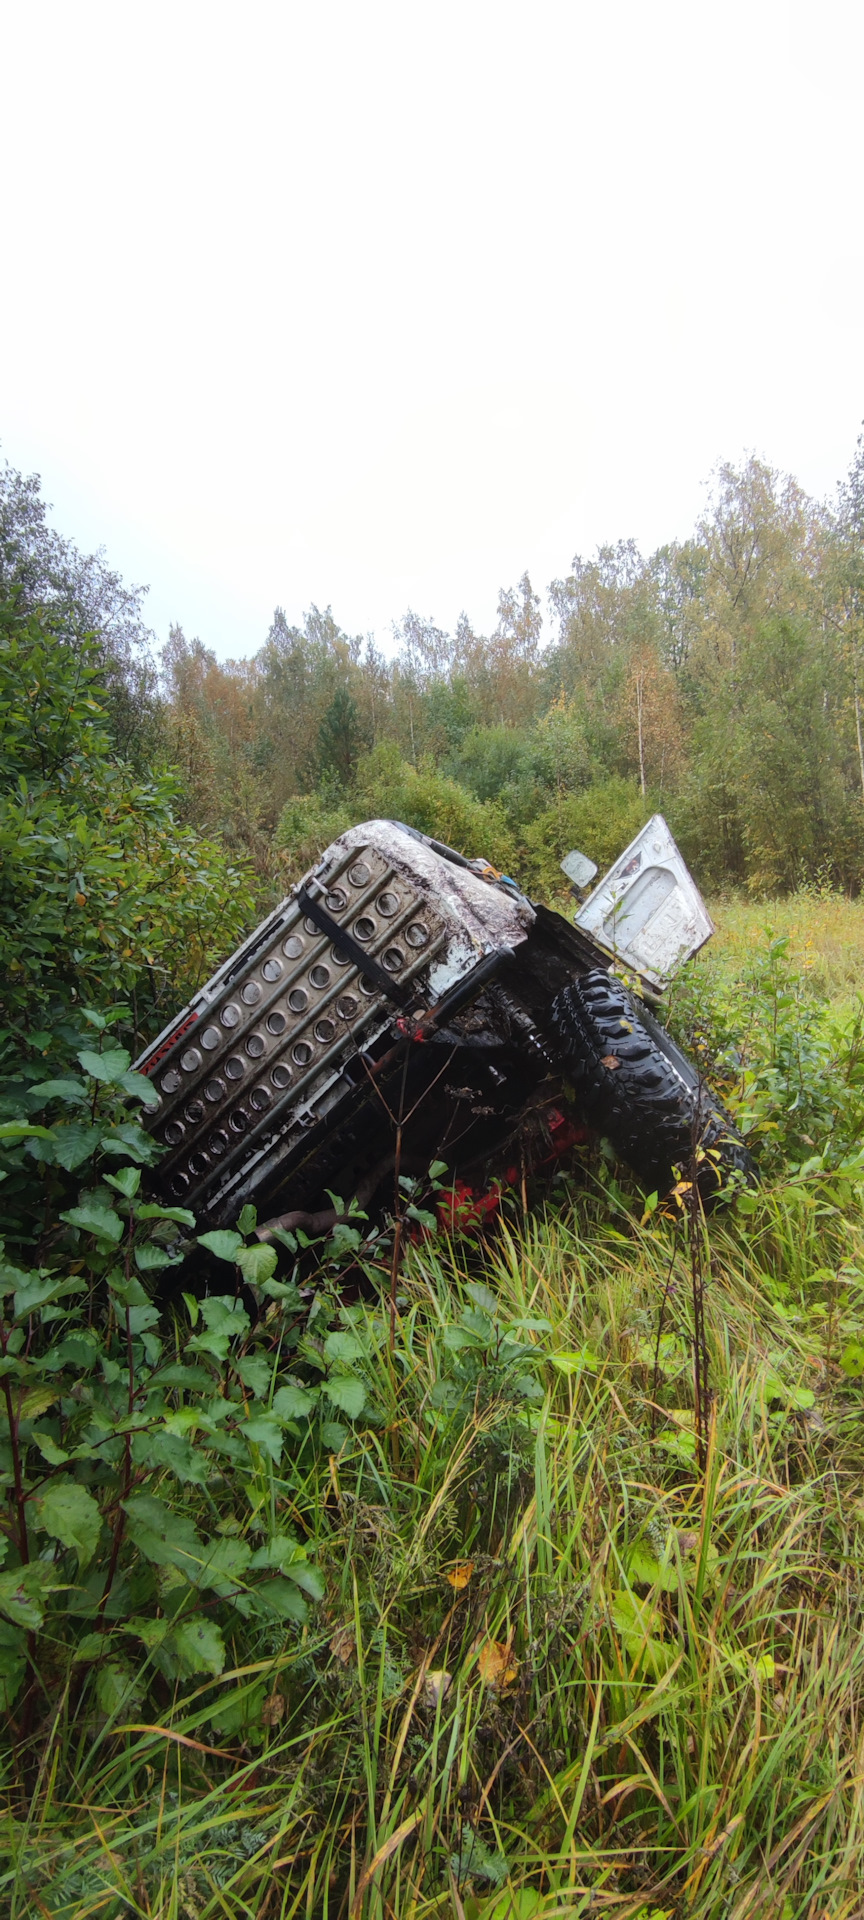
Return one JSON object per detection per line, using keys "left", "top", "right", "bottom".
{"left": 136, "top": 1202, "right": 196, "bottom": 1227}
{"left": 465, "top": 1281, "right": 498, "bottom": 1315}
{"left": 627, "top": 1545, "right": 678, "bottom": 1593}
{"left": 126, "top": 1616, "right": 170, "bottom": 1651}
{"left": 51, "top": 1123, "right": 103, "bottom": 1170}
{"left": 208, "top": 1679, "right": 267, "bottom": 1735}
{"left": 118, "top": 1069, "right": 160, "bottom": 1106}
{"left": 325, "top": 1374, "right": 366, "bottom": 1419}
{"left": 0, "top": 1564, "right": 58, "bottom": 1631}
{"left": 551, "top": 1346, "right": 600, "bottom": 1375}
{"left": 443, "top": 1325, "right": 480, "bottom": 1350}
{"left": 235, "top": 1355, "right": 271, "bottom": 1397}
{"left": 77, "top": 1047, "right": 132, "bottom": 1084}
{"left": 197, "top": 1230, "right": 243, "bottom": 1263}
{"left": 33, "top": 1481, "right": 102, "bottom": 1569}
{"left": 236, "top": 1243, "right": 278, "bottom": 1287}
{"left": 241, "top": 1414, "right": 284, "bottom": 1462}
{"left": 11, "top": 1276, "right": 58, "bottom": 1319}
{"left": 135, "top": 1245, "right": 181, "bottom": 1273}
{"left": 96, "top": 1659, "right": 141, "bottom": 1717}
{"left": 100, "top": 1123, "right": 159, "bottom": 1164}
{"left": 199, "top": 1535, "right": 252, "bottom": 1596}
{"left": 272, "top": 1380, "right": 319, "bottom": 1420}
{"left": 60, "top": 1203, "right": 124, "bottom": 1244}
{"left": 201, "top": 1295, "right": 250, "bottom": 1339}
{"left": 122, "top": 1494, "right": 205, "bottom": 1582}
{"left": 249, "top": 1576, "right": 309, "bottom": 1622}
{"left": 28, "top": 1079, "right": 89, "bottom": 1107}
{"left": 840, "top": 1342, "right": 864, "bottom": 1379}
{"left": 0, "top": 1121, "right": 52, "bottom": 1139}
{"left": 237, "top": 1204, "right": 257, "bottom": 1235}
{"left": 19, "top": 1385, "right": 57, "bottom": 1420}
{"left": 171, "top": 1615, "right": 226, "bottom": 1677}
{"left": 610, "top": 1588, "right": 674, "bottom": 1675}
{"left": 74, "top": 1630, "right": 113, "bottom": 1661}
{"left": 104, "top": 1166, "right": 142, "bottom": 1198}
{"left": 127, "top": 1302, "right": 160, "bottom": 1334}
{"left": 260, "top": 1277, "right": 303, "bottom": 1305}
{"left": 31, "top": 1429, "right": 70, "bottom": 1465}
{"left": 324, "top": 1330, "right": 365, "bottom": 1365}
{"left": 248, "top": 1535, "right": 325, "bottom": 1599}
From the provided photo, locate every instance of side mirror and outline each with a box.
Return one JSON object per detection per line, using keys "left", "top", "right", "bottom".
{"left": 560, "top": 848, "right": 598, "bottom": 892}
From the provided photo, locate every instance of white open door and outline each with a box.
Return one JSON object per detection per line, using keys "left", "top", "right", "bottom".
{"left": 574, "top": 813, "right": 713, "bottom": 989}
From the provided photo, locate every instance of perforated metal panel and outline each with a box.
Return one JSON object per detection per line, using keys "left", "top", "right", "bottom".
{"left": 136, "top": 820, "right": 535, "bottom": 1222}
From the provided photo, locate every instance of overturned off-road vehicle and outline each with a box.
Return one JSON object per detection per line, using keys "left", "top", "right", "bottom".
{"left": 136, "top": 816, "right": 754, "bottom": 1236}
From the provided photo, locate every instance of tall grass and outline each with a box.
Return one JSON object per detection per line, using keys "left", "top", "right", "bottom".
{"left": 7, "top": 1171, "right": 864, "bottom": 1919}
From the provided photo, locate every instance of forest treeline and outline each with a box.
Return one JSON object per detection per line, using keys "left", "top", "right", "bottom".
{"left": 161, "top": 434, "right": 864, "bottom": 899}
{"left": 4, "top": 435, "right": 864, "bottom": 954}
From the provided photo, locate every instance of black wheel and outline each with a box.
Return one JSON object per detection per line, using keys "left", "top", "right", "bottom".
{"left": 551, "top": 970, "right": 755, "bottom": 1200}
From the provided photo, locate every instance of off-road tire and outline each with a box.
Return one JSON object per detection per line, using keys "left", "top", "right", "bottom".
{"left": 551, "top": 970, "right": 755, "bottom": 1200}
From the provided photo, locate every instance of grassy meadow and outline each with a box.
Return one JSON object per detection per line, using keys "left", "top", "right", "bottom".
{"left": 5, "top": 897, "right": 864, "bottom": 1920}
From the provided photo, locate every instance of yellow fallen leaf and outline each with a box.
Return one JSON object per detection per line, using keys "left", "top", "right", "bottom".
{"left": 475, "top": 1638, "right": 519, "bottom": 1688}
{"left": 445, "top": 1561, "right": 474, "bottom": 1590}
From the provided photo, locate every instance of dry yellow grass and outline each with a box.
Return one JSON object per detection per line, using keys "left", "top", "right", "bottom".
{"left": 704, "top": 890, "right": 864, "bottom": 1006}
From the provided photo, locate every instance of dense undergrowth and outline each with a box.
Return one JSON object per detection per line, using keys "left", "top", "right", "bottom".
{"left": 2, "top": 926, "right": 864, "bottom": 1918}
{"left": 4, "top": 557, "right": 864, "bottom": 1915}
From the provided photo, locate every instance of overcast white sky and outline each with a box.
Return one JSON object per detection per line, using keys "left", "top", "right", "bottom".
{"left": 3, "top": 0, "right": 862, "bottom": 659}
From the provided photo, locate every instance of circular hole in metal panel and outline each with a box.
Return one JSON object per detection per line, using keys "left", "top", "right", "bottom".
{"left": 271, "top": 1063, "right": 292, "bottom": 1089}
{"left": 336, "top": 994, "right": 358, "bottom": 1019}
{"left": 348, "top": 861, "right": 371, "bottom": 886}
{"left": 315, "top": 1018, "right": 336, "bottom": 1043}
{"left": 201, "top": 1025, "right": 220, "bottom": 1050}
{"left": 224, "top": 1056, "right": 244, "bottom": 1081}
{"left": 354, "top": 916, "right": 375, "bottom": 942}
{"left": 241, "top": 980, "right": 261, "bottom": 1005}
{"left": 382, "top": 946, "right": 404, "bottom": 972}
{"left": 359, "top": 976, "right": 377, "bottom": 996}
{"left": 405, "top": 921, "right": 430, "bottom": 948}
{"left": 267, "top": 1010, "right": 287, "bottom": 1035}
{"left": 303, "top": 916, "right": 319, "bottom": 935}
{"left": 309, "top": 964, "right": 330, "bottom": 989}
{"left": 377, "top": 891, "right": 399, "bottom": 917}
{"left": 262, "top": 958, "right": 282, "bottom": 983}
{"left": 288, "top": 987, "right": 308, "bottom": 1013}
{"left": 221, "top": 1003, "right": 240, "bottom": 1028}
{"left": 161, "top": 1069, "right": 182, "bottom": 1095}
{"left": 331, "top": 945, "right": 351, "bottom": 966}
{"left": 229, "top": 1110, "right": 248, "bottom": 1134}
{"left": 283, "top": 934, "right": 304, "bottom": 959}
{"left": 171, "top": 1174, "right": 190, "bottom": 1196}
{"left": 209, "top": 1131, "right": 229, "bottom": 1155}
{"left": 188, "top": 1152, "right": 210, "bottom": 1174}
{"left": 292, "top": 1041, "right": 313, "bottom": 1067}
{"left": 246, "top": 1033, "right": 265, "bottom": 1059}
{"left": 180, "top": 1048, "right": 201, "bottom": 1073}
{"left": 204, "top": 1080, "right": 224, "bottom": 1103}
{"left": 249, "top": 1086, "right": 271, "bottom": 1112}
{"left": 164, "top": 1121, "right": 185, "bottom": 1147}
{"left": 325, "top": 889, "right": 347, "bottom": 911}
{"left": 185, "top": 1101, "right": 205, "bottom": 1124}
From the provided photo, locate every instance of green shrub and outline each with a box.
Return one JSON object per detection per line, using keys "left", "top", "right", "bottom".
{"left": 0, "top": 603, "right": 254, "bottom": 1043}
{"left": 521, "top": 776, "right": 652, "bottom": 894}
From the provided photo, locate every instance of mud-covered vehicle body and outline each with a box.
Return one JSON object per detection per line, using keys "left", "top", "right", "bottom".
{"left": 136, "top": 818, "right": 752, "bottom": 1232}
